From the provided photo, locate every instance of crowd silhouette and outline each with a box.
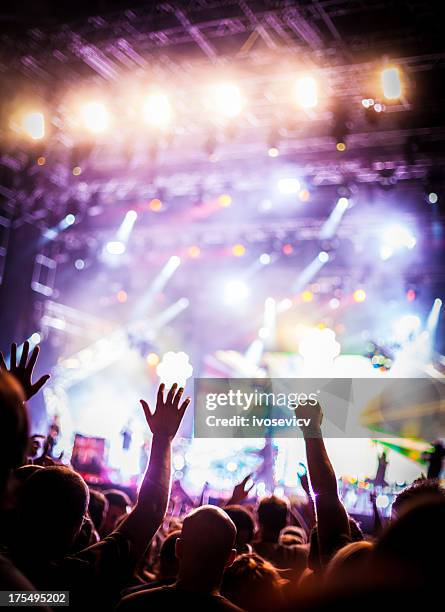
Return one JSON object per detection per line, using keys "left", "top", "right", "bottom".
{"left": 0, "top": 341, "right": 444, "bottom": 610}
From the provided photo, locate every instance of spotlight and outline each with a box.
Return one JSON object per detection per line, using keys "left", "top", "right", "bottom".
{"left": 142, "top": 92, "right": 171, "bottom": 127}
{"left": 149, "top": 198, "right": 163, "bottom": 212}
{"left": 277, "top": 178, "right": 301, "bottom": 194}
{"left": 64, "top": 214, "right": 76, "bottom": 227}
{"left": 224, "top": 280, "right": 249, "bottom": 305}
{"left": 259, "top": 253, "right": 271, "bottom": 265}
{"left": 74, "top": 259, "right": 85, "bottom": 270}
{"left": 353, "top": 289, "right": 366, "bottom": 303}
{"left": 156, "top": 351, "right": 193, "bottom": 388}
{"left": 117, "top": 290, "right": 128, "bottom": 303}
{"left": 22, "top": 112, "right": 45, "bottom": 140}
{"left": 106, "top": 241, "right": 126, "bottom": 255}
{"left": 72, "top": 166, "right": 82, "bottom": 176}
{"left": 301, "top": 290, "right": 314, "bottom": 303}
{"left": 282, "top": 244, "right": 293, "bottom": 255}
{"left": 211, "top": 82, "right": 244, "bottom": 118}
{"left": 381, "top": 67, "right": 402, "bottom": 100}
{"left": 187, "top": 245, "right": 201, "bottom": 258}
{"left": 329, "top": 297, "right": 340, "bottom": 309}
{"left": 268, "top": 147, "right": 279, "bottom": 158}
{"left": 232, "top": 244, "right": 246, "bottom": 257}
{"left": 146, "top": 352, "right": 160, "bottom": 367}
{"left": 380, "top": 225, "right": 416, "bottom": 260}
{"left": 81, "top": 102, "right": 110, "bottom": 133}
{"left": 318, "top": 251, "right": 329, "bottom": 263}
{"left": 29, "top": 332, "right": 41, "bottom": 345}
{"left": 294, "top": 76, "right": 318, "bottom": 109}
{"left": 428, "top": 192, "right": 438, "bottom": 204}
{"left": 218, "top": 194, "right": 232, "bottom": 207}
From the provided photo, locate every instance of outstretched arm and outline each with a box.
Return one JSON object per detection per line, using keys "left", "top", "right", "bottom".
{"left": 117, "top": 383, "right": 190, "bottom": 560}
{"left": 0, "top": 341, "right": 50, "bottom": 400}
{"left": 296, "top": 402, "right": 350, "bottom": 566}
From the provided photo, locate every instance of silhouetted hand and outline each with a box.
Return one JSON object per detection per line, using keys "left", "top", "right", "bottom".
{"left": 0, "top": 341, "right": 50, "bottom": 400}
{"left": 140, "top": 383, "right": 190, "bottom": 439}
{"left": 227, "top": 473, "right": 254, "bottom": 505}
{"left": 295, "top": 400, "right": 323, "bottom": 436}
{"left": 299, "top": 469, "right": 311, "bottom": 497}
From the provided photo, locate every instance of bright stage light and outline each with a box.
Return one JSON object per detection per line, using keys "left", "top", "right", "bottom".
{"left": 428, "top": 192, "right": 438, "bottom": 204}
{"left": 329, "top": 297, "right": 340, "bottom": 309}
{"left": 277, "top": 178, "right": 301, "bottom": 194}
{"left": 74, "top": 259, "right": 85, "bottom": 270}
{"left": 81, "top": 101, "right": 110, "bottom": 133}
{"left": 268, "top": 147, "right": 279, "bottom": 158}
{"left": 259, "top": 253, "right": 271, "bottom": 265}
{"left": 353, "top": 289, "right": 366, "bottom": 303}
{"left": 149, "top": 198, "right": 163, "bottom": 212}
{"left": 301, "top": 290, "right": 313, "bottom": 303}
{"left": 29, "top": 332, "right": 41, "bottom": 345}
{"left": 218, "top": 194, "right": 232, "bottom": 207}
{"left": 224, "top": 280, "right": 249, "bottom": 305}
{"left": 64, "top": 214, "right": 76, "bottom": 227}
{"left": 294, "top": 76, "right": 318, "bottom": 109}
{"left": 212, "top": 82, "right": 244, "bottom": 118}
{"left": 142, "top": 92, "right": 171, "bottom": 127}
{"left": 318, "top": 251, "right": 329, "bottom": 263}
{"left": 22, "top": 112, "right": 45, "bottom": 140}
{"left": 232, "top": 244, "right": 246, "bottom": 257}
{"left": 299, "top": 327, "right": 341, "bottom": 364}
{"left": 187, "top": 245, "right": 201, "bottom": 258}
{"left": 380, "top": 225, "right": 416, "bottom": 260}
{"left": 146, "top": 352, "right": 160, "bottom": 367}
{"left": 156, "top": 351, "right": 193, "bottom": 389}
{"left": 106, "top": 240, "right": 126, "bottom": 255}
{"left": 381, "top": 67, "right": 402, "bottom": 100}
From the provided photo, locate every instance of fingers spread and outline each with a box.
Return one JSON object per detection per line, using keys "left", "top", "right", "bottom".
{"left": 157, "top": 383, "right": 165, "bottom": 405}
{"left": 140, "top": 399, "right": 153, "bottom": 422}
{"left": 26, "top": 345, "right": 40, "bottom": 375}
{"left": 10, "top": 343, "right": 17, "bottom": 369}
{"left": 167, "top": 383, "right": 178, "bottom": 404}
{"left": 30, "top": 374, "right": 50, "bottom": 397}
{"left": 19, "top": 341, "right": 29, "bottom": 370}
{"left": 173, "top": 387, "right": 184, "bottom": 409}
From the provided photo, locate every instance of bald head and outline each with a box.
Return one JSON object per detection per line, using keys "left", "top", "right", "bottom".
{"left": 176, "top": 505, "right": 237, "bottom": 577}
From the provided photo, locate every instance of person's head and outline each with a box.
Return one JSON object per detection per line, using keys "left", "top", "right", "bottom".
{"left": 159, "top": 530, "right": 181, "bottom": 580}
{"left": 14, "top": 464, "right": 43, "bottom": 484}
{"left": 0, "top": 371, "right": 28, "bottom": 500}
{"left": 222, "top": 553, "right": 285, "bottom": 612}
{"left": 176, "top": 505, "right": 236, "bottom": 588}
{"left": 392, "top": 478, "right": 445, "bottom": 520}
{"left": 88, "top": 489, "right": 108, "bottom": 533}
{"left": 375, "top": 498, "right": 445, "bottom": 588}
{"left": 308, "top": 518, "right": 363, "bottom": 571}
{"left": 257, "top": 496, "right": 288, "bottom": 539}
{"left": 280, "top": 525, "right": 307, "bottom": 545}
{"left": 225, "top": 505, "right": 256, "bottom": 552}
{"left": 16, "top": 465, "right": 89, "bottom": 559}
{"left": 325, "top": 541, "right": 374, "bottom": 584}
{"left": 102, "top": 489, "right": 132, "bottom": 535}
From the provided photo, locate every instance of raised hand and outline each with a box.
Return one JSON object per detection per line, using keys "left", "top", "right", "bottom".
{"left": 227, "top": 473, "right": 254, "bottom": 505}
{"left": 295, "top": 400, "right": 323, "bottom": 436}
{"left": 140, "top": 383, "right": 190, "bottom": 439}
{"left": 0, "top": 341, "right": 50, "bottom": 400}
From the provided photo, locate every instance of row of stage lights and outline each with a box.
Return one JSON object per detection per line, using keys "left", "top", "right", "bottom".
{"left": 11, "top": 67, "right": 403, "bottom": 142}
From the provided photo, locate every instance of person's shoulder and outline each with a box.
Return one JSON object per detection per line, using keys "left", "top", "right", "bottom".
{"left": 117, "top": 585, "right": 174, "bottom": 611}
{"left": 212, "top": 594, "right": 245, "bottom": 611}
{"left": 0, "top": 554, "right": 36, "bottom": 590}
